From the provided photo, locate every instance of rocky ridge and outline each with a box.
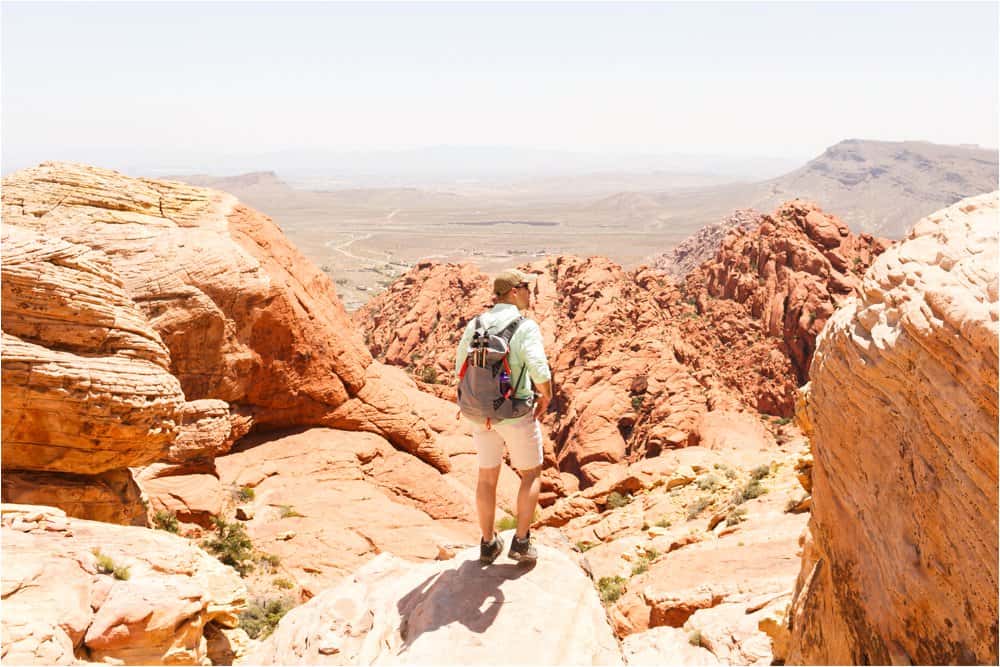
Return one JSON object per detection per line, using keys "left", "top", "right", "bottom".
{"left": 648, "top": 208, "right": 765, "bottom": 279}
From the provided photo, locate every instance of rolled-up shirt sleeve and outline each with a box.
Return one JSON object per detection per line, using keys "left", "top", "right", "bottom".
{"left": 518, "top": 320, "right": 551, "bottom": 384}
{"left": 455, "top": 320, "right": 475, "bottom": 375}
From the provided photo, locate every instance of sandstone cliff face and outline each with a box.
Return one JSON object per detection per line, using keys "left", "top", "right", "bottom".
{"left": 1, "top": 504, "right": 247, "bottom": 665}
{"left": 687, "top": 200, "right": 889, "bottom": 383}
{"left": 788, "top": 192, "right": 999, "bottom": 664}
{"left": 1, "top": 162, "right": 440, "bottom": 469}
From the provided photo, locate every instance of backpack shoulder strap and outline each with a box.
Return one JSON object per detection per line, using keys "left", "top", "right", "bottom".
{"left": 496, "top": 316, "right": 524, "bottom": 344}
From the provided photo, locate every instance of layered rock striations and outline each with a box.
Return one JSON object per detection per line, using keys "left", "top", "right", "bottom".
{"left": 788, "top": 192, "right": 999, "bottom": 664}
{"left": 1, "top": 225, "right": 185, "bottom": 474}
{"left": 2, "top": 162, "right": 441, "bottom": 470}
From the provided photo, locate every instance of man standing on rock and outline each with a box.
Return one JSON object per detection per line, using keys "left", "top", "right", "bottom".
{"left": 455, "top": 269, "right": 553, "bottom": 565}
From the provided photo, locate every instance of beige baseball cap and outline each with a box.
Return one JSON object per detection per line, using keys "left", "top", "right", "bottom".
{"left": 493, "top": 268, "right": 536, "bottom": 296}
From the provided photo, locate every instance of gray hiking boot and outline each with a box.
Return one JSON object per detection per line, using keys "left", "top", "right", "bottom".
{"left": 479, "top": 533, "right": 503, "bottom": 564}
{"left": 508, "top": 531, "right": 537, "bottom": 563}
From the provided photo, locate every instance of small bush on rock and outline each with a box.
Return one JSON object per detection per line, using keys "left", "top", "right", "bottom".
{"left": 696, "top": 474, "right": 720, "bottom": 491}
{"left": 91, "top": 548, "right": 130, "bottom": 580}
{"left": 725, "top": 507, "right": 747, "bottom": 526}
{"left": 686, "top": 496, "right": 712, "bottom": 520}
{"left": 420, "top": 366, "right": 439, "bottom": 384}
{"left": 203, "top": 518, "right": 254, "bottom": 575}
{"left": 597, "top": 576, "right": 627, "bottom": 604}
{"left": 239, "top": 596, "right": 294, "bottom": 639}
{"left": 736, "top": 480, "right": 767, "bottom": 504}
{"left": 152, "top": 510, "right": 179, "bottom": 533}
{"left": 606, "top": 492, "right": 633, "bottom": 509}
{"left": 495, "top": 515, "right": 517, "bottom": 531}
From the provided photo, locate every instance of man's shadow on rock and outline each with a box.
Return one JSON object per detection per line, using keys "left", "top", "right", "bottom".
{"left": 396, "top": 558, "right": 535, "bottom": 651}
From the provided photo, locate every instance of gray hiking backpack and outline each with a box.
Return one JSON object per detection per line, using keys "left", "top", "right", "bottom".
{"left": 457, "top": 315, "right": 533, "bottom": 422}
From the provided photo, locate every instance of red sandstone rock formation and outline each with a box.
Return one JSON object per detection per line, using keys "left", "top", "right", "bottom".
{"left": 687, "top": 200, "right": 889, "bottom": 383}
{"left": 2, "top": 162, "right": 443, "bottom": 471}
{"left": 1, "top": 225, "right": 185, "bottom": 474}
{"left": 356, "top": 226, "right": 821, "bottom": 487}
{"left": 788, "top": 192, "right": 998, "bottom": 664}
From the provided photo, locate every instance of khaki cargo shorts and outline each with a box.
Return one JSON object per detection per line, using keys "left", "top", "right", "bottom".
{"left": 469, "top": 413, "right": 544, "bottom": 470}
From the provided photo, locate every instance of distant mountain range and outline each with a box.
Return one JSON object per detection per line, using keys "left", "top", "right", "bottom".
{"left": 584, "top": 139, "right": 998, "bottom": 238}
{"left": 758, "top": 139, "right": 998, "bottom": 237}
{"left": 166, "top": 139, "right": 997, "bottom": 242}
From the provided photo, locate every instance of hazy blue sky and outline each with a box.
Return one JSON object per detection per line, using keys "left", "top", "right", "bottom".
{"left": 3, "top": 1, "right": 998, "bottom": 174}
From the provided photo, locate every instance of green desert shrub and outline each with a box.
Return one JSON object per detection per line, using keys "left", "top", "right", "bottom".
{"left": 630, "top": 548, "right": 660, "bottom": 576}
{"left": 736, "top": 479, "right": 767, "bottom": 504}
{"left": 606, "top": 492, "right": 633, "bottom": 510}
{"left": 696, "top": 474, "right": 720, "bottom": 491}
{"left": 91, "top": 548, "right": 130, "bottom": 580}
{"left": 237, "top": 486, "right": 256, "bottom": 502}
{"left": 279, "top": 505, "right": 304, "bottom": 519}
{"left": 152, "top": 510, "right": 179, "bottom": 533}
{"left": 203, "top": 518, "right": 254, "bottom": 575}
{"left": 725, "top": 507, "right": 748, "bottom": 526}
{"left": 239, "top": 597, "right": 294, "bottom": 639}
{"left": 273, "top": 577, "right": 294, "bottom": 590}
{"left": 597, "top": 576, "right": 627, "bottom": 604}
{"left": 495, "top": 515, "right": 517, "bottom": 531}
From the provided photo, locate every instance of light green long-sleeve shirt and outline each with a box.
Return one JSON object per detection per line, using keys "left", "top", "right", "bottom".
{"left": 455, "top": 303, "right": 551, "bottom": 401}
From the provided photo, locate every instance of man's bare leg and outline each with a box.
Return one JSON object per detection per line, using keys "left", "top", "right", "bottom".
{"left": 515, "top": 465, "right": 542, "bottom": 539}
{"left": 477, "top": 465, "right": 501, "bottom": 541}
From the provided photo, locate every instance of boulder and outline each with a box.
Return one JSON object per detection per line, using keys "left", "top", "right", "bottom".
{"left": 249, "top": 539, "right": 622, "bottom": 665}
{"left": 1, "top": 504, "right": 246, "bottom": 665}
{"left": 789, "top": 192, "right": 999, "bottom": 665}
